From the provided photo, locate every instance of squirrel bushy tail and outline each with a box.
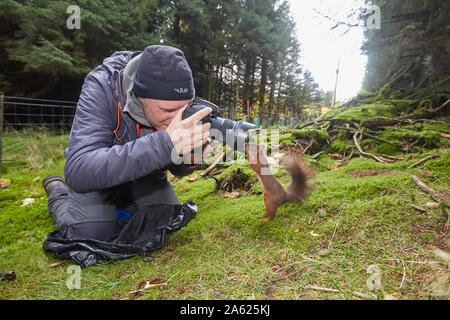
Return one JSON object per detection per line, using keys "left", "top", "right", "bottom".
{"left": 280, "top": 155, "right": 313, "bottom": 203}
{"left": 246, "top": 144, "right": 313, "bottom": 220}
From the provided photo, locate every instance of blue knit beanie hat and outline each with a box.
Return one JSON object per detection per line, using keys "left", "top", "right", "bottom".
{"left": 133, "top": 45, "right": 195, "bottom": 100}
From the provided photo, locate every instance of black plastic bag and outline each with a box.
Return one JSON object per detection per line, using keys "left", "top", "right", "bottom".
{"left": 43, "top": 200, "right": 197, "bottom": 268}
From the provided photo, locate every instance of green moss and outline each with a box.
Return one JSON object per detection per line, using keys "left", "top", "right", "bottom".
{"left": 378, "top": 125, "right": 447, "bottom": 149}
{"left": 321, "top": 103, "right": 398, "bottom": 122}
{"left": 291, "top": 128, "right": 329, "bottom": 142}
{"left": 1, "top": 129, "right": 448, "bottom": 300}
{"left": 327, "top": 139, "right": 348, "bottom": 154}
{"left": 372, "top": 143, "right": 399, "bottom": 156}
{"left": 279, "top": 132, "right": 294, "bottom": 147}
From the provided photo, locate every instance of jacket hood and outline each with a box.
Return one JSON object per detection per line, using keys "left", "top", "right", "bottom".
{"left": 101, "top": 51, "right": 140, "bottom": 75}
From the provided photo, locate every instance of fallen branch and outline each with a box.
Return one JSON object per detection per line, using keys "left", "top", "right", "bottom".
{"left": 353, "top": 132, "right": 391, "bottom": 163}
{"left": 361, "top": 116, "right": 402, "bottom": 131}
{"left": 436, "top": 98, "right": 450, "bottom": 113}
{"left": 407, "top": 154, "right": 440, "bottom": 169}
{"left": 411, "top": 175, "right": 450, "bottom": 207}
{"left": 379, "top": 154, "right": 407, "bottom": 161}
{"left": 333, "top": 125, "right": 401, "bottom": 147}
{"left": 295, "top": 117, "right": 333, "bottom": 129}
{"left": 200, "top": 151, "right": 226, "bottom": 177}
{"left": 440, "top": 133, "right": 450, "bottom": 140}
{"left": 361, "top": 98, "right": 450, "bottom": 130}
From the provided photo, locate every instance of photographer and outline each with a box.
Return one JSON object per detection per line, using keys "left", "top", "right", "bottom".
{"left": 42, "top": 45, "right": 212, "bottom": 241}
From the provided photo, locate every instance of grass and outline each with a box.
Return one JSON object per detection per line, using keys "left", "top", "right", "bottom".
{"left": 0, "top": 127, "right": 449, "bottom": 300}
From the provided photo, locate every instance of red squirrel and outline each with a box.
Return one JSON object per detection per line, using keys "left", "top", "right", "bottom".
{"left": 246, "top": 143, "right": 313, "bottom": 221}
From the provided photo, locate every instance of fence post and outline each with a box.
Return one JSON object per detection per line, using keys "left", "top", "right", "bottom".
{"left": 0, "top": 92, "right": 3, "bottom": 176}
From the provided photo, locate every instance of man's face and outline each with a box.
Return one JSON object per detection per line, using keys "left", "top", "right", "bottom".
{"left": 139, "top": 98, "right": 192, "bottom": 131}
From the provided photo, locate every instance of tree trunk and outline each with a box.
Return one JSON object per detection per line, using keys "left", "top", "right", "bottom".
{"left": 275, "top": 63, "right": 285, "bottom": 121}
{"left": 233, "top": 49, "right": 241, "bottom": 119}
{"left": 259, "top": 56, "right": 268, "bottom": 123}
{"left": 217, "top": 65, "right": 223, "bottom": 106}
{"left": 268, "top": 60, "right": 278, "bottom": 119}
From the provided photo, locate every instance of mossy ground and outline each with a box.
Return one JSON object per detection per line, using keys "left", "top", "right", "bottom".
{"left": 0, "top": 126, "right": 448, "bottom": 300}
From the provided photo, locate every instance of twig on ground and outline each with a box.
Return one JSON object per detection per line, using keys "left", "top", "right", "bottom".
{"left": 271, "top": 268, "right": 305, "bottom": 283}
{"left": 201, "top": 151, "right": 226, "bottom": 177}
{"left": 353, "top": 132, "right": 391, "bottom": 163}
{"left": 328, "top": 205, "right": 346, "bottom": 250}
{"left": 408, "top": 204, "right": 427, "bottom": 212}
{"left": 411, "top": 175, "right": 450, "bottom": 207}
{"left": 333, "top": 125, "right": 400, "bottom": 147}
{"left": 379, "top": 154, "right": 407, "bottom": 161}
{"left": 295, "top": 117, "right": 333, "bottom": 129}
{"left": 303, "top": 285, "right": 341, "bottom": 293}
{"left": 344, "top": 149, "right": 354, "bottom": 161}
{"left": 399, "top": 261, "right": 407, "bottom": 290}
{"left": 350, "top": 291, "right": 377, "bottom": 299}
{"left": 436, "top": 98, "right": 450, "bottom": 112}
{"left": 407, "top": 154, "right": 440, "bottom": 169}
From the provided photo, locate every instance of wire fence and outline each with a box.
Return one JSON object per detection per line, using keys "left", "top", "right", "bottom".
{"left": 1, "top": 95, "right": 317, "bottom": 132}
{"left": 3, "top": 96, "right": 77, "bottom": 132}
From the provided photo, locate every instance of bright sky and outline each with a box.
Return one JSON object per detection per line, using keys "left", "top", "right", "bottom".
{"left": 287, "top": 0, "right": 368, "bottom": 102}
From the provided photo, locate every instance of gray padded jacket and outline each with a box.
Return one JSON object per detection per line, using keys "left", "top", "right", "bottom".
{"left": 64, "top": 51, "right": 195, "bottom": 194}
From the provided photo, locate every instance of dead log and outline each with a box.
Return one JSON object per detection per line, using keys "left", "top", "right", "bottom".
{"left": 361, "top": 116, "right": 402, "bottom": 131}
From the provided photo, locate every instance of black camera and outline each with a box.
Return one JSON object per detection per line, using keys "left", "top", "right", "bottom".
{"left": 182, "top": 97, "right": 256, "bottom": 152}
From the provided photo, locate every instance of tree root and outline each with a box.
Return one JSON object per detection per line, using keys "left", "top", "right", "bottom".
{"left": 411, "top": 175, "right": 450, "bottom": 207}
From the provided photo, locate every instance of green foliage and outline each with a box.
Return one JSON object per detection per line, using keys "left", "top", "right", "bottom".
{"left": 0, "top": 0, "right": 312, "bottom": 120}
{"left": 0, "top": 0, "right": 171, "bottom": 96}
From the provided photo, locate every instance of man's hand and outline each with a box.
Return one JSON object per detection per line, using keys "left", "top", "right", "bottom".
{"left": 165, "top": 105, "right": 212, "bottom": 157}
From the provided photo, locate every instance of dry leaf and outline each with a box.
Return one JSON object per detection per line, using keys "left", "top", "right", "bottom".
{"left": 49, "top": 260, "right": 71, "bottom": 268}
{"left": 420, "top": 172, "right": 434, "bottom": 178}
{"left": 330, "top": 166, "right": 340, "bottom": 171}
{"left": 384, "top": 295, "right": 397, "bottom": 300}
{"left": 310, "top": 230, "right": 320, "bottom": 237}
{"left": 33, "top": 177, "right": 40, "bottom": 182}
{"left": 447, "top": 177, "right": 450, "bottom": 183}
{"left": 294, "top": 229, "right": 299, "bottom": 233}
{"left": 0, "top": 178, "right": 11, "bottom": 189}
{"left": 425, "top": 202, "right": 440, "bottom": 209}
{"left": 117, "top": 273, "right": 130, "bottom": 280}
{"left": 20, "top": 198, "right": 35, "bottom": 207}
{"left": 401, "top": 138, "right": 418, "bottom": 153}
{"left": 224, "top": 191, "right": 240, "bottom": 198}
{"left": 187, "top": 175, "right": 198, "bottom": 182}
{"left": 327, "top": 153, "right": 343, "bottom": 160}
{"left": 130, "top": 277, "right": 164, "bottom": 298}
{"left": 178, "top": 283, "right": 186, "bottom": 294}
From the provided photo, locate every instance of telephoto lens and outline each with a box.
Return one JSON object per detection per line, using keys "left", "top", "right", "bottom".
{"left": 182, "top": 98, "right": 256, "bottom": 153}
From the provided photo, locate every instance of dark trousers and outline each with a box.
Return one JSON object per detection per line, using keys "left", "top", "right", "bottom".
{"left": 47, "top": 172, "right": 179, "bottom": 241}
